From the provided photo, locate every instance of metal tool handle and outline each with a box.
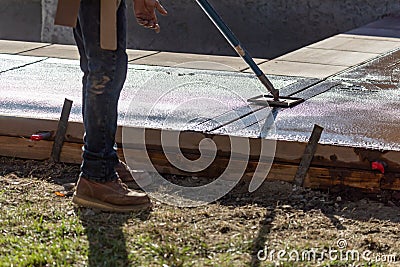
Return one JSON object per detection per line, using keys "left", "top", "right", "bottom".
{"left": 195, "top": 0, "right": 279, "bottom": 100}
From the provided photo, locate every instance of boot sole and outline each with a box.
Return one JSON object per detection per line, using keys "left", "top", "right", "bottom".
{"left": 72, "top": 193, "right": 152, "bottom": 213}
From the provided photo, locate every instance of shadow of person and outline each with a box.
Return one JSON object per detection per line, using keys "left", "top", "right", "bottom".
{"left": 219, "top": 179, "right": 400, "bottom": 267}
{"left": 76, "top": 207, "right": 151, "bottom": 267}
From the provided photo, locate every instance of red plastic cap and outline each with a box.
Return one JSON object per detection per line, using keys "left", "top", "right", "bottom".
{"left": 371, "top": 161, "right": 385, "bottom": 174}
{"left": 30, "top": 132, "right": 51, "bottom": 141}
{"left": 30, "top": 134, "right": 43, "bottom": 141}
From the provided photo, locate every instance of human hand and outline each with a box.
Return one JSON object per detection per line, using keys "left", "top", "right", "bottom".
{"left": 133, "top": 0, "right": 168, "bottom": 33}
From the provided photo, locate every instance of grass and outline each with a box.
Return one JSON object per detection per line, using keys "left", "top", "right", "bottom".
{"left": 0, "top": 196, "right": 251, "bottom": 266}
{"left": 0, "top": 157, "right": 399, "bottom": 266}
{"left": 0, "top": 180, "right": 86, "bottom": 266}
{"left": 0, "top": 174, "right": 258, "bottom": 266}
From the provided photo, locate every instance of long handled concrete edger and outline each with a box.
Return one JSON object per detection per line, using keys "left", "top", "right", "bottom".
{"left": 195, "top": 0, "right": 304, "bottom": 108}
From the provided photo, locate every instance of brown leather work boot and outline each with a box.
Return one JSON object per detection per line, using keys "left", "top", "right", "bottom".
{"left": 115, "top": 161, "right": 153, "bottom": 190}
{"left": 72, "top": 176, "right": 152, "bottom": 212}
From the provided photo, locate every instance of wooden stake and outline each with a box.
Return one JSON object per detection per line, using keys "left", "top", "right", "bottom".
{"left": 51, "top": 98, "right": 73, "bottom": 162}
{"left": 294, "top": 124, "right": 324, "bottom": 187}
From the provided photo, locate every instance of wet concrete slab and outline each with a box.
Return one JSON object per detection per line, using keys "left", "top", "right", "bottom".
{"left": 219, "top": 48, "right": 400, "bottom": 151}
{"left": 274, "top": 84, "right": 400, "bottom": 150}
{"left": 332, "top": 48, "right": 400, "bottom": 88}
{"left": 0, "top": 55, "right": 313, "bottom": 127}
{"left": 1, "top": 49, "right": 399, "bottom": 151}
{"left": 0, "top": 54, "right": 45, "bottom": 73}
{"left": 0, "top": 58, "right": 83, "bottom": 121}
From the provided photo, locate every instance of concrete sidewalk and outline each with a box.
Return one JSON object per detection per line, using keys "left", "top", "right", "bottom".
{"left": 1, "top": 20, "right": 400, "bottom": 79}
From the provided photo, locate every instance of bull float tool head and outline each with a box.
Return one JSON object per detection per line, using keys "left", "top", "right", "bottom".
{"left": 195, "top": 0, "right": 304, "bottom": 108}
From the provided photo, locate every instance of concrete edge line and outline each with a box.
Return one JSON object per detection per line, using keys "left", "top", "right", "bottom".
{"left": 15, "top": 43, "right": 53, "bottom": 55}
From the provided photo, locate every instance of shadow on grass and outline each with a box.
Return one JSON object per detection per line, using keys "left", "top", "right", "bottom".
{"left": 218, "top": 180, "right": 400, "bottom": 267}
{"left": 76, "top": 208, "right": 151, "bottom": 267}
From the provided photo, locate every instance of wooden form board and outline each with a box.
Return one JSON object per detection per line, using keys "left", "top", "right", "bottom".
{"left": 2, "top": 115, "right": 400, "bottom": 171}
{"left": 1, "top": 115, "right": 400, "bottom": 191}
{"left": 1, "top": 135, "right": 399, "bottom": 192}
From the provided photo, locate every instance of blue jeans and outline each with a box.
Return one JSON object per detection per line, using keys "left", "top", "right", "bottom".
{"left": 73, "top": 0, "right": 128, "bottom": 182}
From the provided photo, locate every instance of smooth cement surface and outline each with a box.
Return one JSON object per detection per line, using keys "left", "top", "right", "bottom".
{"left": 0, "top": 51, "right": 399, "bottom": 151}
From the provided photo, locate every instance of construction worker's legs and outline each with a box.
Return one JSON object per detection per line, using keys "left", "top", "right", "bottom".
{"left": 73, "top": 0, "right": 128, "bottom": 182}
